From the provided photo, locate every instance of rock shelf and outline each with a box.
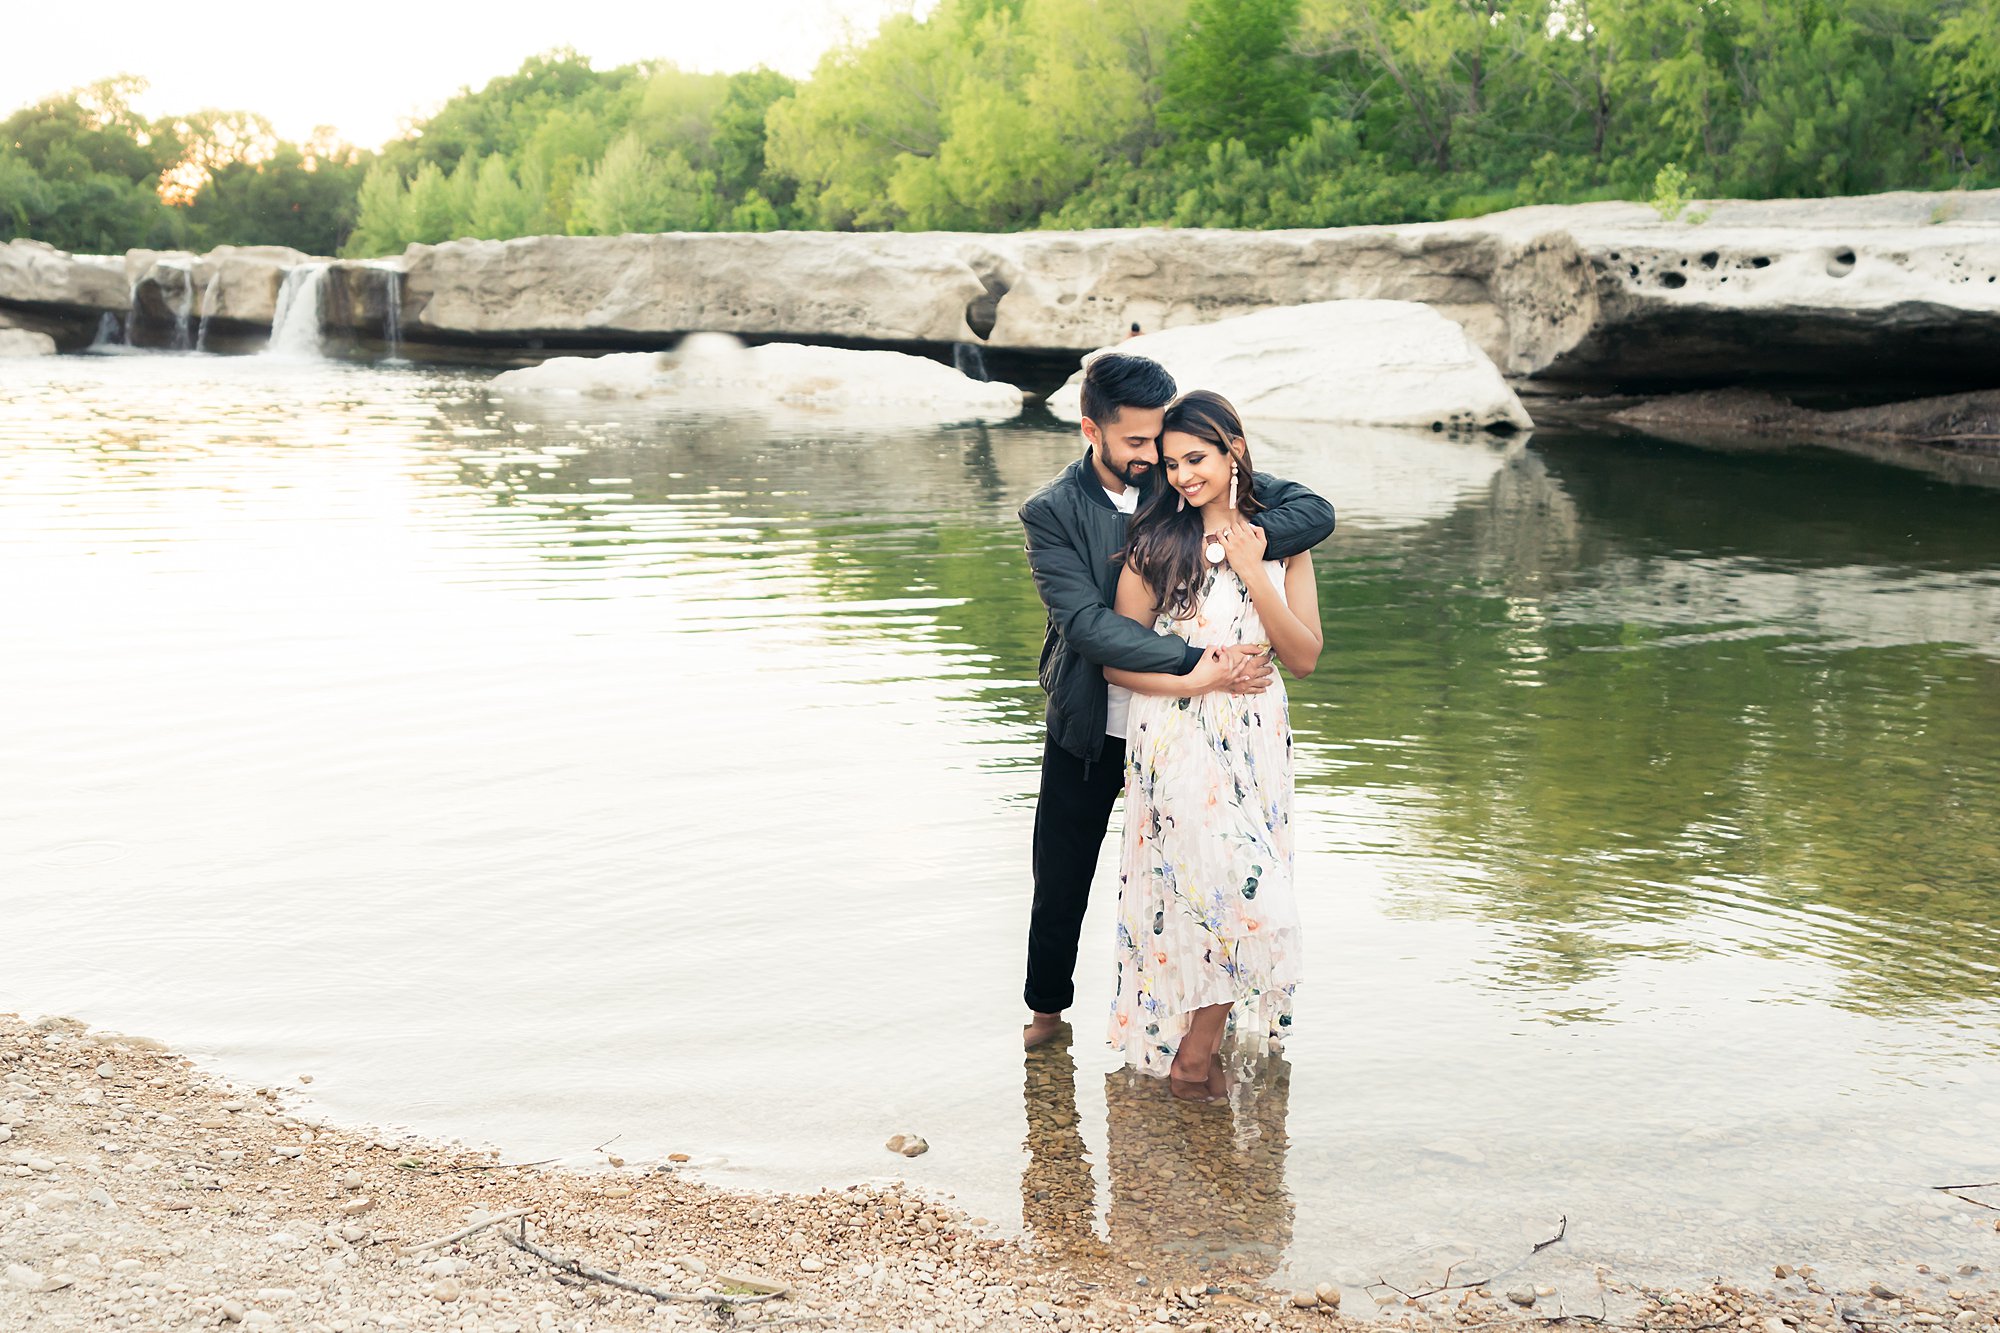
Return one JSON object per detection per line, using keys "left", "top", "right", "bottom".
{"left": 4, "top": 189, "right": 1997, "bottom": 390}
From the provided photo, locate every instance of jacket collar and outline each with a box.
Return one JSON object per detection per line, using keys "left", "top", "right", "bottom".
{"left": 1067, "top": 450, "right": 1151, "bottom": 513}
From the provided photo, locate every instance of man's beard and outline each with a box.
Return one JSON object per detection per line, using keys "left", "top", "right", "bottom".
{"left": 1099, "top": 443, "right": 1154, "bottom": 489}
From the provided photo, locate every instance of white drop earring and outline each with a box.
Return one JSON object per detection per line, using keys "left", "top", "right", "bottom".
{"left": 1176, "top": 492, "right": 1185, "bottom": 512}
{"left": 1229, "top": 463, "right": 1238, "bottom": 511}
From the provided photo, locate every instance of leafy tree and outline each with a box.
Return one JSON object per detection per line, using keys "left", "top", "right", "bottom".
{"left": 1159, "top": 0, "right": 1314, "bottom": 155}
{"left": 466, "top": 153, "right": 542, "bottom": 238}
{"left": 343, "top": 162, "right": 409, "bottom": 256}
{"left": 712, "top": 68, "right": 799, "bottom": 204}
{"left": 403, "top": 161, "right": 458, "bottom": 243}
{"left": 184, "top": 139, "right": 368, "bottom": 253}
{"left": 571, "top": 133, "right": 712, "bottom": 234}
{"left": 1924, "top": 0, "right": 2000, "bottom": 181}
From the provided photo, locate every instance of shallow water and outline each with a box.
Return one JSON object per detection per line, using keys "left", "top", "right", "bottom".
{"left": 4, "top": 355, "right": 1998, "bottom": 1302}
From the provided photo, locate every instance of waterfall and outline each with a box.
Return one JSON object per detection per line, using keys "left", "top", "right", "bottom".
{"left": 163, "top": 260, "right": 196, "bottom": 352}
{"left": 90, "top": 313, "right": 123, "bottom": 350}
{"left": 194, "top": 267, "right": 222, "bottom": 352}
{"left": 121, "top": 280, "right": 141, "bottom": 348}
{"left": 267, "top": 263, "right": 330, "bottom": 358}
{"left": 952, "top": 342, "right": 990, "bottom": 382}
{"left": 369, "top": 260, "right": 405, "bottom": 363}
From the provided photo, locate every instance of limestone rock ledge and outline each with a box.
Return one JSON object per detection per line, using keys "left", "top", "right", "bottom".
{"left": 4, "top": 188, "right": 1997, "bottom": 387}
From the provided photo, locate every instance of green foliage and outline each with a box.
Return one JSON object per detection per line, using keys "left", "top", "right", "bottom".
{"left": 1926, "top": 0, "right": 2000, "bottom": 182}
{"left": 1649, "top": 162, "right": 1696, "bottom": 221}
{"left": 6, "top": 0, "right": 2000, "bottom": 251}
{"left": 1158, "top": 0, "right": 1313, "bottom": 155}
{"left": 571, "top": 134, "right": 711, "bottom": 234}
{"left": 182, "top": 140, "right": 369, "bottom": 253}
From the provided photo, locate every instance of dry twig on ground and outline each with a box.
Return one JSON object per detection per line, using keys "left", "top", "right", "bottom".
{"left": 501, "top": 1220, "right": 790, "bottom": 1307}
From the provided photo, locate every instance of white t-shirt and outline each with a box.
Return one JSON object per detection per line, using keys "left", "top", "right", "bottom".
{"left": 1102, "top": 483, "right": 1140, "bottom": 739}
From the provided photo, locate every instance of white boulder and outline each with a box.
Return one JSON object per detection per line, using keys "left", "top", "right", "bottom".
{"left": 1046, "top": 301, "right": 1532, "bottom": 431}
{"left": 491, "top": 335, "right": 1024, "bottom": 425}
{"left": 0, "top": 238, "right": 130, "bottom": 311}
{"left": 0, "top": 326, "right": 57, "bottom": 357}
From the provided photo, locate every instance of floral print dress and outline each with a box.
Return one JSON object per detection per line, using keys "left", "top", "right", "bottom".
{"left": 1110, "top": 558, "right": 1301, "bottom": 1077}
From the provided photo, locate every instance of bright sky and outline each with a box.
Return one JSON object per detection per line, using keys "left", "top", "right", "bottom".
{"left": 2, "top": 1, "right": 930, "bottom": 151}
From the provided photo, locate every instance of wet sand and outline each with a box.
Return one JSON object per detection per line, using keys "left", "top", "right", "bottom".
{"left": 3, "top": 1013, "right": 1995, "bottom": 1333}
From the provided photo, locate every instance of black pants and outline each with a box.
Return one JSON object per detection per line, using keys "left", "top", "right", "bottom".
{"left": 1024, "top": 734, "right": 1127, "bottom": 1014}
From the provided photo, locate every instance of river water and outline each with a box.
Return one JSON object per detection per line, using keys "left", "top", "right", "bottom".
{"left": 4, "top": 354, "right": 1998, "bottom": 1303}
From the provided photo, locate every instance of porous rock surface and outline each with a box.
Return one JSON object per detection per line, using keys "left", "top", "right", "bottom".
{"left": 1044, "top": 302, "right": 1533, "bottom": 431}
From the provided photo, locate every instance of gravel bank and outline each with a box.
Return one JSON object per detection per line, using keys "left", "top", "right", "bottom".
{"left": 3, "top": 1014, "right": 1995, "bottom": 1333}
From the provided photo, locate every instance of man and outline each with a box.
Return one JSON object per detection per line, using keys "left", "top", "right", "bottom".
{"left": 1019, "top": 351, "right": 1336, "bottom": 1049}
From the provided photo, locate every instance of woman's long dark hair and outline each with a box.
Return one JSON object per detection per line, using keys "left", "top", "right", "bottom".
{"left": 1118, "top": 390, "right": 1262, "bottom": 621}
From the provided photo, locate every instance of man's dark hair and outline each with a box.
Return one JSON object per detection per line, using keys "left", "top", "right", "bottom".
{"left": 1079, "top": 351, "right": 1176, "bottom": 427}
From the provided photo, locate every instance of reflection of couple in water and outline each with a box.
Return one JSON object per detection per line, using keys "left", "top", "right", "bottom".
{"left": 1023, "top": 1027, "right": 1297, "bottom": 1280}
{"left": 1019, "top": 350, "right": 1334, "bottom": 1099}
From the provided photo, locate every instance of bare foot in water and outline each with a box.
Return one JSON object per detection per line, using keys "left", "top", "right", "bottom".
{"left": 1206, "top": 1051, "right": 1229, "bottom": 1102}
{"left": 1168, "top": 1051, "right": 1223, "bottom": 1103}
{"left": 1024, "top": 1012, "right": 1068, "bottom": 1050}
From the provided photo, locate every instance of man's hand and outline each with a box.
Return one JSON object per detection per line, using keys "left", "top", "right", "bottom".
{"left": 1220, "top": 643, "right": 1275, "bottom": 695}
{"left": 1185, "top": 644, "right": 1273, "bottom": 696}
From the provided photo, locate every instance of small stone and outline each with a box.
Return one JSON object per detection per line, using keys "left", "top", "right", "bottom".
{"left": 606, "top": 1154, "right": 625, "bottom": 1167}
{"left": 1871, "top": 1285, "right": 1900, "bottom": 1300}
{"left": 1536, "top": 1286, "right": 1557, "bottom": 1297}
{"left": 885, "top": 1134, "right": 930, "bottom": 1158}
{"left": 255, "top": 1288, "right": 296, "bottom": 1302}
{"left": 1913, "top": 1315, "right": 1944, "bottom": 1325}
{"left": 339, "top": 1196, "right": 375, "bottom": 1215}
{"left": 1507, "top": 1289, "right": 1536, "bottom": 1307}
{"left": 96, "top": 1063, "right": 115, "bottom": 1079}
{"left": 799, "top": 1258, "right": 824, "bottom": 1273}
{"left": 267, "top": 1231, "right": 302, "bottom": 1249}
{"left": 298, "top": 1074, "right": 313, "bottom": 1084}
{"left": 220, "top": 1299, "right": 246, "bottom": 1323}
{"left": 1292, "top": 1291, "right": 1320, "bottom": 1308}
{"left": 0, "top": 1125, "right": 10, "bottom": 1143}
{"left": 339, "top": 1170, "right": 364, "bottom": 1191}
{"left": 603, "top": 1185, "right": 633, "bottom": 1199}
{"left": 273, "top": 1145, "right": 303, "bottom": 1159}
{"left": 668, "top": 1153, "right": 690, "bottom": 1163}
{"left": 432, "top": 1278, "right": 463, "bottom": 1302}
{"left": 1316, "top": 1284, "right": 1340, "bottom": 1307}
{"left": 1776, "top": 1266, "right": 1793, "bottom": 1279}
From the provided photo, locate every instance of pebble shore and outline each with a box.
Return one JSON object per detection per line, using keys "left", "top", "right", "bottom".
{"left": 3, "top": 1013, "right": 1996, "bottom": 1333}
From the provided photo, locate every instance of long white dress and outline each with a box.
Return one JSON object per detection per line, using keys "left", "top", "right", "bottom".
{"left": 1109, "top": 558, "right": 1302, "bottom": 1076}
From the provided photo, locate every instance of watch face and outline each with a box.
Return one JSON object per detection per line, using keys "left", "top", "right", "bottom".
{"left": 1205, "top": 541, "right": 1226, "bottom": 564}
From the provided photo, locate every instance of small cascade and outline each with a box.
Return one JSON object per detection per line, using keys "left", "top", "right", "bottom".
{"left": 194, "top": 267, "right": 222, "bottom": 352}
{"left": 266, "top": 263, "right": 330, "bottom": 358}
{"left": 370, "top": 261, "right": 405, "bottom": 363}
{"left": 89, "top": 312, "right": 123, "bottom": 350}
{"left": 122, "top": 279, "right": 142, "bottom": 348}
{"left": 163, "top": 260, "right": 197, "bottom": 351}
{"left": 952, "top": 341, "right": 990, "bottom": 382}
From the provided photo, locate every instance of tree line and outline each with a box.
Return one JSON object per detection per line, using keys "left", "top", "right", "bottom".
{"left": 4, "top": 0, "right": 1997, "bottom": 258}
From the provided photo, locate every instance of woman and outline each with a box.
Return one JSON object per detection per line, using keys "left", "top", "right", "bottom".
{"left": 1103, "top": 390, "right": 1324, "bottom": 1103}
